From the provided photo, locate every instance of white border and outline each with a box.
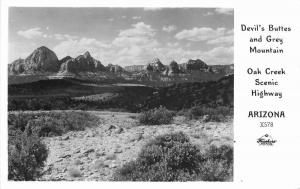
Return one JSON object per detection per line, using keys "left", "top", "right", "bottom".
{"left": 2, "top": 0, "right": 300, "bottom": 189}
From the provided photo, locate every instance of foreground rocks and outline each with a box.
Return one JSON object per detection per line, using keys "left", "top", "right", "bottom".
{"left": 41, "top": 111, "right": 233, "bottom": 181}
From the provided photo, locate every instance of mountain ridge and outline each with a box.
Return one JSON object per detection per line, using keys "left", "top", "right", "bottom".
{"left": 8, "top": 46, "right": 233, "bottom": 85}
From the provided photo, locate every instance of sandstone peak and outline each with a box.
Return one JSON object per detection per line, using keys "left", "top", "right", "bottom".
{"left": 59, "top": 51, "right": 105, "bottom": 73}
{"left": 9, "top": 46, "right": 59, "bottom": 74}
{"left": 83, "top": 51, "right": 91, "bottom": 58}
{"left": 151, "top": 58, "right": 161, "bottom": 63}
{"left": 36, "top": 46, "right": 52, "bottom": 51}
{"left": 24, "top": 46, "right": 59, "bottom": 72}
{"left": 169, "top": 60, "right": 180, "bottom": 73}
{"left": 147, "top": 58, "right": 165, "bottom": 72}
{"left": 183, "top": 59, "right": 208, "bottom": 71}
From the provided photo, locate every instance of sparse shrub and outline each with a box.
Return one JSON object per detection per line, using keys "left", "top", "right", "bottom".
{"left": 139, "top": 106, "right": 174, "bottom": 125}
{"left": 190, "top": 132, "right": 208, "bottom": 140}
{"left": 187, "top": 106, "right": 233, "bottom": 122}
{"left": 144, "top": 132, "right": 190, "bottom": 148}
{"left": 113, "top": 132, "right": 233, "bottom": 182}
{"left": 26, "top": 116, "right": 64, "bottom": 137}
{"left": 7, "top": 111, "right": 100, "bottom": 180}
{"left": 68, "top": 167, "right": 81, "bottom": 177}
{"left": 8, "top": 130, "right": 48, "bottom": 181}
{"left": 8, "top": 111, "right": 100, "bottom": 137}
{"left": 199, "top": 145, "right": 233, "bottom": 181}
{"left": 113, "top": 132, "right": 203, "bottom": 181}
{"left": 8, "top": 113, "right": 35, "bottom": 132}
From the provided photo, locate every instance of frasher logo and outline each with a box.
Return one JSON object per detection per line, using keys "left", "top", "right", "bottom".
{"left": 257, "top": 134, "right": 277, "bottom": 146}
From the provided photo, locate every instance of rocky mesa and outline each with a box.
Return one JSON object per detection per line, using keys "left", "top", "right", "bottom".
{"left": 8, "top": 46, "right": 234, "bottom": 84}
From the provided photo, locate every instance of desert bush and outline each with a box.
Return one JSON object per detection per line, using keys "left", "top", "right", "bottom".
{"left": 8, "top": 111, "right": 100, "bottom": 137}
{"left": 8, "top": 130, "right": 48, "bottom": 181}
{"left": 8, "top": 113, "right": 35, "bottom": 131}
{"left": 26, "top": 116, "right": 64, "bottom": 137}
{"left": 139, "top": 106, "right": 174, "bottom": 125}
{"left": 187, "top": 106, "right": 233, "bottom": 122}
{"left": 113, "top": 132, "right": 203, "bottom": 181}
{"left": 7, "top": 111, "right": 99, "bottom": 180}
{"left": 113, "top": 132, "right": 233, "bottom": 182}
{"left": 199, "top": 145, "right": 233, "bottom": 181}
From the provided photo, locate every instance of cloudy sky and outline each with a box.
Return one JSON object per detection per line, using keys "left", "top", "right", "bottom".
{"left": 9, "top": 7, "right": 233, "bottom": 66}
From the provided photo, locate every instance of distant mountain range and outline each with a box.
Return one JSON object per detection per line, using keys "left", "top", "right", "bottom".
{"left": 8, "top": 46, "right": 233, "bottom": 85}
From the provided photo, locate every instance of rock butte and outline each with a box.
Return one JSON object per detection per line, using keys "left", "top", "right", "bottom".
{"left": 8, "top": 46, "right": 233, "bottom": 77}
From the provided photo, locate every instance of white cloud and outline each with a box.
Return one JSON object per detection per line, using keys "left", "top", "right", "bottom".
{"left": 17, "top": 27, "right": 78, "bottom": 41}
{"left": 51, "top": 22, "right": 159, "bottom": 66}
{"left": 49, "top": 21, "right": 232, "bottom": 66}
{"left": 118, "top": 22, "right": 155, "bottom": 38}
{"left": 112, "top": 22, "right": 157, "bottom": 48}
{"left": 119, "top": 22, "right": 155, "bottom": 37}
{"left": 167, "top": 46, "right": 233, "bottom": 65}
{"left": 215, "top": 8, "right": 233, "bottom": 15}
{"left": 108, "top": 18, "right": 114, "bottom": 21}
{"left": 207, "top": 35, "right": 233, "bottom": 45}
{"left": 121, "top": 15, "right": 127, "bottom": 19}
{"left": 175, "top": 27, "right": 233, "bottom": 46}
{"left": 114, "top": 35, "right": 157, "bottom": 50}
{"left": 175, "top": 27, "right": 227, "bottom": 42}
{"left": 53, "top": 37, "right": 110, "bottom": 59}
{"left": 54, "top": 34, "right": 64, "bottom": 40}
{"left": 113, "top": 36, "right": 158, "bottom": 48}
{"left": 205, "top": 46, "right": 233, "bottom": 64}
{"left": 162, "top": 25, "right": 177, "bottom": 33}
{"left": 207, "top": 46, "right": 233, "bottom": 58}
{"left": 108, "top": 22, "right": 160, "bottom": 65}
{"left": 132, "top": 16, "right": 141, "bottom": 20}
{"left": 54, "top": 33, "right": 78, "bottom": 41}
{"left": 166, "top": 42, "right": 179, "bottom": 47}
{"left": 207, "top": 29, "right": 233, "bottom": 46}
{"left": 141, "top": 44, "right": 233, "bottom": 65}
{"left": 17, "top": 27, "right": 44, "bottom": 39}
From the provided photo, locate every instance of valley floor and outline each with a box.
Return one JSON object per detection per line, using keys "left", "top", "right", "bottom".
{"left": 39, "top": 110, "right": 233, "bottom": 181}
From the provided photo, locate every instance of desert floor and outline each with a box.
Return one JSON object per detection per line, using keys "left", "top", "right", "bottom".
{"left": 39, "top": 111, "right": 233, "bottom": 181}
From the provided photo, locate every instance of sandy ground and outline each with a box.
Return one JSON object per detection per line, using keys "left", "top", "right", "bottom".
{"left": 40, "top": 111, "right": 233, "bottom": 181}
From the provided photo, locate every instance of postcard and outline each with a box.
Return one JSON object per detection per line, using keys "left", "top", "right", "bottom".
{"left": 1, "top": 0, "right": 299, "bottom": 188}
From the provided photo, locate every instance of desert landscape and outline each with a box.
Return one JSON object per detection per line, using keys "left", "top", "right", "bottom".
{"left": 8, "top": 7, "right": 234, "bottom": 182}
{"left": 8, "top": 47, "right": 233, "bottom": 181}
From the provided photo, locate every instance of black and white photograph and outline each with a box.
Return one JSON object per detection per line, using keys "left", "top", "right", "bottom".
{"left": 7, "top": 7, "right": 234, "bottom": 181}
